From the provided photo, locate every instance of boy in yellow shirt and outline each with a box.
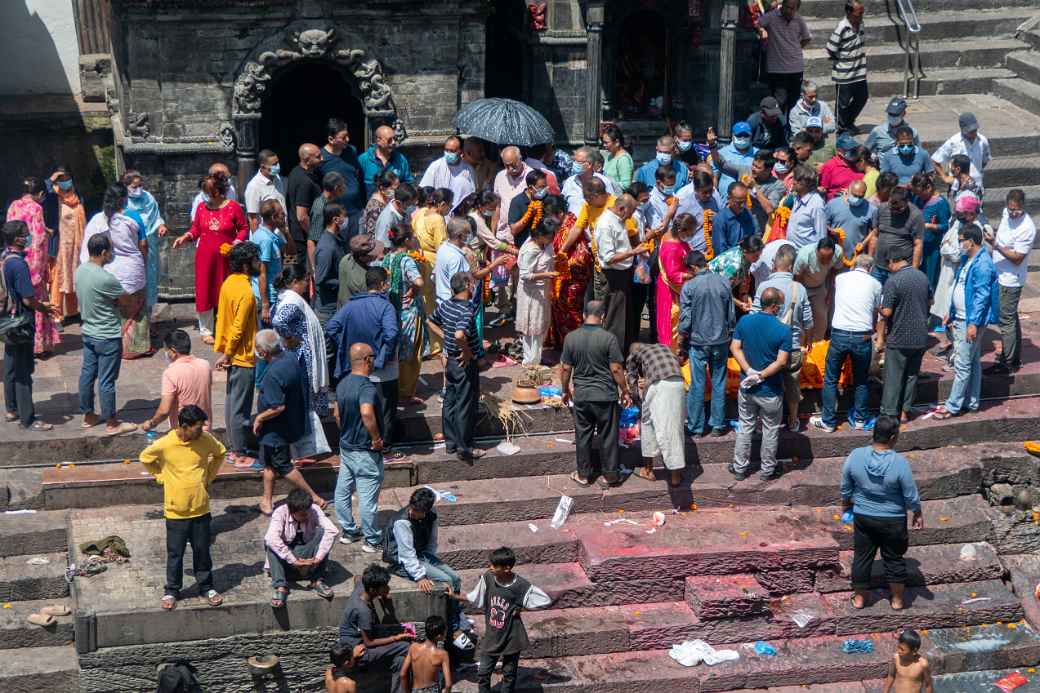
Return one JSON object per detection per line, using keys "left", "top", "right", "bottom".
{"left": 140, "top": 405, "right": 227, "bottom": 610}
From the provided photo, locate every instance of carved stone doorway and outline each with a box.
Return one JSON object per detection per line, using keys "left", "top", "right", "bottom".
{"left": 259, "top": 61, "right": 366, "bottom": 170}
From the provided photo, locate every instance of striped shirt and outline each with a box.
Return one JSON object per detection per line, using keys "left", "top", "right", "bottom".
{"left": 826, "top": 17, "right": 867, "bottom": 84}
{"left": 431, "top": 296, "right": 483, "bottom": 359}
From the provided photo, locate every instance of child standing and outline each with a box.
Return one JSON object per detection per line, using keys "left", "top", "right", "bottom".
{"left": 449, "top": 547, "right": 552, "bottom": 693}
{"left": 883, "top": 629, "right": 933, "bottom": 693}
{"left": 400, "top": 615, "right": 452, "bottom": 693}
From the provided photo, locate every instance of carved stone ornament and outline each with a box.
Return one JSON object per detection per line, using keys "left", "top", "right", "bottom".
{"left": 218, "top": 122, "right": 236, "bottom": 150}
{"left": 234, "top": 25, "right": 397, "bottom": 119}
{"left": 126, "top": 112, "right": 150, "bottom": 139}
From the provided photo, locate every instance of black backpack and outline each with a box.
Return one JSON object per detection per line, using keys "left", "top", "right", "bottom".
{"left": 0, "top": 253, "right": 33, "bottom": 345}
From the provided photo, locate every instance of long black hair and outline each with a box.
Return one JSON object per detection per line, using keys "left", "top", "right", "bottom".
{"left": 102, "top": 183, "right": 128, "bottom": 224}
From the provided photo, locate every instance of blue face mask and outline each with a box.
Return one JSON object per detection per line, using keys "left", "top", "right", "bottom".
{"left": 571, "top": 161, "right": 586, "bottom": 177}
{"left": 405, "top": 204, "right": 417, "bottom": 217}
{"left": 656, "top": 152, "right": 672, "bottom": 166}
{"left": 659, "top": 184, "right": 675, "bottom": 195}
{"left": 733, "top": 136, "right": 751, "bottom": 150}
{"left": 638, "top": 201, "right": 649, "bottom": 211}
{"left": 444, "top": 151, "right": 460, "bottom": 166}
{"left": 268, "top": 164, "right": 281, "bottom": 177}
{"left": 57, "top": 179, "right": 74, "bottom": 192}
{"left": 533, "top": 187, "right": 548, "bottom": 200}
{"left": 898, "top": 144, "right": 915, "bottom": 156}
{"left": 676, "top": 140, "right": 693, "bottom": 153}
{"left": 848, "top": 194, "right": 865, "bottom": 207}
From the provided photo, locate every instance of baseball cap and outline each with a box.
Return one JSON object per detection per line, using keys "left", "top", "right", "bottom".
{"left": 805, "top": 115, "right": 823, "bottom": 129}
{"left": 836, "top": 133, "right": 859, "bottom": 152}
{"left": 886, "top": 97, "right": 908, "bottom": 115}
{"left": 349, "top": 233, "right": 385, "bottom": 260}
{"left": 732, "top": 121, "right": 752, "bottom": 136}
{"left": 958, "top": 112, "right": 979, "bottom": 131}
{"left": 760, "top": 96, "right": 782, "bottom": 118}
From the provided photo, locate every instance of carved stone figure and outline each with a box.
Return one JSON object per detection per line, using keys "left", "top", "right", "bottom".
{"left": 126, "top": 112, "right": 150, "bottom": 138}
{"left": 219, "top": 123, "right": 235, "bottom": 150}
{"left": 233, "top": 62, "right": 270, "bottom": 113}
{"left": 290, "top": 27, "right": 336, "bottom": 57}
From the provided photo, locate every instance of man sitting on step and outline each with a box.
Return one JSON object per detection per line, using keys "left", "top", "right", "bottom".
{"left": 339, "top": 563, "right": 413, "bottom": 693}
{"left": 264, "top": 488, "right": 339, "bottom": 608}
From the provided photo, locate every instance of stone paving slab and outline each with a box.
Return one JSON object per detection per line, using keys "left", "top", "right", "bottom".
{"left": 0, "top": 551, "right": 69, "bottom": 602}
{"left": 0, "top": 644, "right": 80, "bottom": 693}
{"left": 0, "top": 597, "right": 75, "bottom": 649}
{"left": 814, "top": 542, "right": 1005, "bottom": 593}
{"left": 804, "top": 7, "right": 1035, "bottom": 43}
{"left": 0, "top": 509, "right": 68, "bottom": 556}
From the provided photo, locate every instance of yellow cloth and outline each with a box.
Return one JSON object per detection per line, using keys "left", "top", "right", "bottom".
{"left": 213, "top": 273, "right": 257, "bottom": 368}
{"left": 680, "top": 340, "right": 852, "bottom": 397}
{"left": 862, "top": 168, "right": 880, "bottom": 199}
{"left": 140, "top": 430, "right": 227, "bottom": 519}
{"left": 412, "top": 210, "right": 444, "bottom": 356}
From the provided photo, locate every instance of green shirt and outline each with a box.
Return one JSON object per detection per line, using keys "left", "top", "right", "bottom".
{"left": 793, "top": 241, "right": 844, "bottom": 289}
{"left": 603, "top": 151, "right": 634, "bottom": 189}
{"left": 75, "top": 262, "right": 125, "bottom": 340}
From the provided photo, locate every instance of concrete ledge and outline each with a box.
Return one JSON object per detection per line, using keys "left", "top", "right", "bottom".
{"left": 0, "top": 645, "right": 80, "bottom": 693}
{"left": 814, "top": 542, "right": 1005, "bottom": 593}
{"left": 0, "top": 598, "right": 74, "bottom": 649}
{"left": 0, "top": 552, "right": 69, "bottom": 601}
{"left": 0, "top": 510, "right": 68, "bottom": 556}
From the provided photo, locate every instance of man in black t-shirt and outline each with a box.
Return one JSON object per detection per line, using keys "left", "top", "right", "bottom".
{"left": 338, "top": 563, "right": 412, "bottom": 693}
{"left": 506, "top": 170, "right": 549, "bottom": 249}
{"left": 869, "top": 186, "right": 924, "bottom": 285}
{"left": 876, "top": 248, "right": 930, "bottom": 422}
{"left": 284, "top": 143, "right": 322, "bottom": 252}
{"left": 560, "top": 300, "right": 631, "bottom": 489}
{"left": 253, "top": 329, "right": 325, "bottom": 515}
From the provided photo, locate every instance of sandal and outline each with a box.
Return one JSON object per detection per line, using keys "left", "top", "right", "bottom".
{"left": 27, "top": 613, "right": 56, "bottom": 627}
{"left": 29, "top": 421, "right": 53, "bottom": 431}
{"left": 271, "top": 588, "right": 288, "bottom": 608}
{"left": 103, "top": 422, "right": 138, "bottom": 436}
{"left": 312, "top": 581, "right": 334, "bottom": 600}
{"left": 4, "top": 413, "right": 17, "bottom": 422}
{"left": 930, "top": 406, "right": 957, "bottom": 420}
{"left": 161, "top": 594, "right": 176, "bottom": 610}
{"left": 40, "top": 604, "right": 70, "bottom": 617}
{"left": 634, "top": 467, "right": 656, "bottom": 482}
{"left": 206, "top": 589, "right": 224, "bottom": 607}
{"left": 569, "top": 471, "right": 591, "bottom": 487}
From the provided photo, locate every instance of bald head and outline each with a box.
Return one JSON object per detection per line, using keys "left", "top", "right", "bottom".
{"left": 848, "top": 179, "right": 867, "bottom": 198}
{"left": 613, "top": 193, "right": 637, "bottom": 218}
{"left": 350, "top": 343, "right": 375, "bottom": 374}
{"left": 375, "top": 126, "right": 397, "bottom": 153}
{"left": 298, "top": 143, "right": 321, "bottom": 169}
{"left": 760, "top": 287, "right": 786, "bottom": 313}
{"left": 501, "top": 146, "right": 521, "bottom": 166}
{"left": 208, "top": 162, "right": 230, "bottom": 178}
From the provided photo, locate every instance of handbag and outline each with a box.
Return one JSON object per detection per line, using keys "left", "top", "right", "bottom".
{"left": 0, "top": 255, "right": 34, "bottom": 345}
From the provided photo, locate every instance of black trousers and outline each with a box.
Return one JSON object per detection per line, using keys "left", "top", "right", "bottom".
{"left": 603, "top": 267, "right": 634, "bottom": 354}
{"left": 836, "top": 80, "right": 869, "bottom": 133}
{"left": 165, "top": 513, "right": 213, "bottom": 596}
{"left": 378, "top": 378, "right": 399, "bottom": 447}
{"left": 478, "top": 652, "right": 521, "bottom": 693}
{"left": 767, "top": 71, "right": 803, "bottom": 116}
{"left": 631, "top": 282, "right": 651, "bottom": 344}
{"left": 880, "top": 346, "right": 925, "bottom": 417}
{"left": 443, "top": 359, "right": 479, "bottom": 454}
{"left": 851, "top": 513, "right": 908, "bottom": 589}
{"left": 3, "top": 340, "right": 34, "bottom": 427}
{"left": 573, "top": 400, "right": 620, "bottom": 482}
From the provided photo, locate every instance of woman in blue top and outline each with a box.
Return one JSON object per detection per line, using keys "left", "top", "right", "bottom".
{"left": 123, "top": 170, "right": 168, "bottom": 314}
{"left": 840, "top": 415, "right": 922, "bottom": 611}
{"left": 910, "top": 172, "right": 950, "bottom": 295}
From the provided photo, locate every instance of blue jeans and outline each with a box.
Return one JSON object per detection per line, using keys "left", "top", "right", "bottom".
{"left": 821, "top": 329, "right": 872, "bottom": 426}
{"left": 420, "top": 556, "right": 463, "bottom": 630}
{"left": 335, "top": 450, "right": 384, "bottom": 546}
{"left": 687, "top": 343, "right": 728, "bottom": 434}
{"left": 945, "top": 320, "right": 982, "bottom": 415}
{"left": 79, "top": 335, "right": 123, "bottom": 421}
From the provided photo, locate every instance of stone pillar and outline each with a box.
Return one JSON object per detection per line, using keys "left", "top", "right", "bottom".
{"left": 233, "top": 115, "right": 260, "bottom": 193}
{"left": 583, "top": 2, "right": 606, "bottom": 145}
{"left": 716, "top": 0, "right": 739, "bottom": 139}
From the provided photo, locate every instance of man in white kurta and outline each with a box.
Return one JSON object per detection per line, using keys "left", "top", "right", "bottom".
{"left": 626, "top": 342, "right": 687, "bottom": 487}
{"left": 419, "top": 136, "right": 476, "bottom": 213}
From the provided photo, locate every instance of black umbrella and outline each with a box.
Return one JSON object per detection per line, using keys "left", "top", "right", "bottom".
{"left": 453, "top": 98, "right": 555, "bottom": 147}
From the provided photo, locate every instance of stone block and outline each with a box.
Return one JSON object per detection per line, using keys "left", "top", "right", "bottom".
{"left": 754, "top": 569, "right": 816, "bottom": 595}
{"left": 685, "top": 575, "right": 768, "bottom": 620}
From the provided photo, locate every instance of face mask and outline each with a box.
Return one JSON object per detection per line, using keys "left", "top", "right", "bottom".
{"left": 898, "top": 144, "right": 915, "bottom": 156}
{"left": 127, "top": 186, "right": 143, "bottom": 198}
{"left": 444, "top": 151, "right": 460, "bottom": 166}
{"left": 733, "top": 136, "right": 751, "bottom": 150}
{"left": 638, "top": 201, "right": 649, "bottom": 211}
{"left": 405, "top": 204, "right": 417, "bottom": 217}
{"left": 676, "top": 140, "right": 693, "bottom": 153}
{"left": 202, "top": 193, "right": 212, "bottom": 204}
{"left": 659, "top": 184, "right": 675, "bottom": 196}
{"left": 848, "top": 194, "right": 865, "bottom": 207}
{"left": 571, "top": 161, "right": 586, "bottom": 177}
{"left": 533, "top": 187, "right": 548, "bottom": 200}
{"left": 268, "top": 164, "right": 281, "bottom": 177}
{"left": 773, "top": 162, "right": 790, "bottom": 176}
{"left": 655, "top": 152, "right": 672, "bottom": 166}
{"left": 887, "top": 115, "right": 903, "bottom": 127}
{"left": 1009, "top": 209, "right": 1025, "bottom": 219}
{"left": 57, "top": 179, "right": 74, "bottom": 192}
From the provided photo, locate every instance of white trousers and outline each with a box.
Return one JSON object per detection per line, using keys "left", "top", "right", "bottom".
{"left": 521, "top": 333, "right": 544, "bottom": 367}
{"left": 641, "top": 376, "right": 687, "bottom": 471}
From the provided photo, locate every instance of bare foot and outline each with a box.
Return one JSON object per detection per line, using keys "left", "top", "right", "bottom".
{"left": 851, "top": 593, "right": 866, "bottom": 609}
{"left": 890, "top": 597, "right": 905, "bottom": 610}
{"left": 669, "top": 470, "right": 683, "bottom": 488}
{"left": 81, "top": 413, "right": 100, "bottom": 429}
{"left": 259, "top": 500, "right": 273, "bottom": 516}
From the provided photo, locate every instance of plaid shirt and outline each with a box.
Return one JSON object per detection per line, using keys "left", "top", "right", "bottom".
{"left": 626, "top": 344, "right": 682, "bottom": 400}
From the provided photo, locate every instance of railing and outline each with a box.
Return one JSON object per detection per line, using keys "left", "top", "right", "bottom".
{"left": 886, "top": 0, "right": 926, "bottom": 98}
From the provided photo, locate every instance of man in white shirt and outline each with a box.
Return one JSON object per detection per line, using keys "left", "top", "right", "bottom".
{"left": 987, "top": 189, "right": 1035, "bottom": 374}
{"left": 562, "top": 146, "right": 621, "bottom": 216}
{"left": 244, "top": 149, "right": 286, "bottom": 231}
{"left": 811, "top": 253, "right": 881, "bottom": 432}
{"left": 490, "top": 146, "right": 532, "bottom": 322}
{"left": 593, "top": 194, "right": 649, "bottom": 353}
{"left": 750, "top": 238, "right": 795, "bottom": 287}
{"left": 786, "top": 165, "right": 828, "bottom": 249}
{"left": 932, "top": 112, "right": 990, "bottom": 190}
{"left": 419, "top": 135, "right": 476, "bottom": 213}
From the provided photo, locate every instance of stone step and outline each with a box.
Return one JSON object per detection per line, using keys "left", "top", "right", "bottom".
{"left": 685, "top": 574, "right": 769, "bottom": 620}
{"left": 994, "top": 78, "right": 1040, "bottom": 117}
{"left": 984, "top": 184, "right": 1040, "bottom": 220}
{"left": 814, "top": 67, "right": 1016, "bottom": 102}
{"left": 0, "top": 597, "right": 75, "bottom": 649}
{"left": 0, "top": 552, "right": 68, "bottom": 602}
{"left": 805, "top": 8, "right": 1036, "bottom": 44}
{"left": 1008, "top": 50, "right": 1040, "bottom": 86}
{"left": 804, "top": 38, "right": 1030, "bottom": 77}
{"left": 801, "top": 0, "right": 1040, "bottom": 20}
{"left": 0, "top": 510, "right": 68, "bottom": 557}
{"left": 923, "top": 668, "right": 1040, "bottom": 692}
{"left": 455, "top": 608, "right": 1040, "bottom": 691}
{"left": 974, "top": 155, "right": 1040, "bottom": 189}
{"left": 814, "top": 542, "right": 1005, "bottom": 593}
{"left": 0, "top": 645, "right": 80, "bottom": 693}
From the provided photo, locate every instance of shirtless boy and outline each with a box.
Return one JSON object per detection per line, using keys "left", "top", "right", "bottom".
{"left": 325, "top": 643, "right": 366, "bottom": 693}
{"left": 883, "top": 629, "right": 933, "bottom": 693}
{"left": 401, "top": 615, "right": 452, "bottom": 693}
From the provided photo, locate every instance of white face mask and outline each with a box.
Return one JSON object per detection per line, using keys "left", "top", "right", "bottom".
{"left": 887, "top": 115, "right": 903, "bottom": 127}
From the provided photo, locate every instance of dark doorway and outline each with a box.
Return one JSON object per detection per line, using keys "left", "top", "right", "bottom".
{"left": 484, "top": 2, "right": 525, "bottom": 100}
{"left": 614, "top": 10, "right": 670, "bottom": 118}
{"left": 259, "top": 62, "right": 366, "bottom": 169}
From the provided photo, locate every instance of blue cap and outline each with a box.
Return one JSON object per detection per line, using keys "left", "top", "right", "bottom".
{"left": 837, "top": 133, "right": 859, "bottom": 151}
{"left": 732, "top": 121, "right": 752, "bottom": 136}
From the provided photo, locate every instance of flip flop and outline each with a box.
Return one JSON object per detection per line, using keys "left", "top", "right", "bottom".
{"left": 634, "top": 467, "right": 656, "bottom": 482}
{"left": 4, "top": 413, "right": 18, "bottom": 422}
{"left": 104, "top": 422, "right": 138, "bottom": 436}
{"left": 569, "top": 471, "right": 591, "bottom": 487}
{"left": 160, "top": 595, "right": 176, "bottom": 610}
{"left": 312, "top": 581, "right": 334, "bottom": 600}
{"left": 40, "top": 604, "right": 70, "bottom": 617}
{"left": 27, "top": 613, "right": 56, "bottom": 627}
{"left": 271, "top": 588, "right": 288, "bottom": 608}
{"left": 206, "top": 590, "right": 224, "bottom": 607}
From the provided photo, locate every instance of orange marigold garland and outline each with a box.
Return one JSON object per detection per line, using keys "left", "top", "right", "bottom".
{"left": 219, "top": 242, "right": 233, "bottom": 257}
{"left": 551, "top": 213, "right": 578, "bottom": 301}
{"left": 702, "top": 209, "right": 715, "bottom": 261}
{"left": 519, "top": 200, "right": 543, "bottom": 230}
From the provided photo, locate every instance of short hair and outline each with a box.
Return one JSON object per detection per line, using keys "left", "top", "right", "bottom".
{"left": 258, "top": 149, "right": 277, "bottom": 166}
{"left": 674, "top": 122, "right": 694, "bottom": 138}
{"left": 376, "top": 170, "right": 399, "bottom": 191}
{"left": 447, "top": 217, "right": 471, "bottom": 242}
{"left": 760, "top": 287, "right": 785, "bottom": 310}
{"left": 361, "top": 563, "right": 391, "bottom": 592}
{"left": 394, "top": 182, "right": 418, "bottom": 205}
{"left": 740, "top": 235, "right": 765, "bottom": 254}
{"left": 898, "top": 629, "right": 922, "bottom": 651}
{"left": 525, "top": 170, "right": 547, "bottom": 188}
{"left": 584, "top": 299, "right": 607, "bottom": 318}
{"left": 876, "top": 172, "right": 900, "bottom": 193}
{"left": 583, "top": 177, "right": 607, "bottom": 197}
{"left": 574, "top": 145, "right": 602, "bottom": 168}
{"left": 87, "top": 233, "right": 112, "bottom": 257}
{"left": 873, "top": 414, "right": 900, "bottom": 444}
{"left": 602, "top": 124, "right": 626, "bottom": 147}
{"left": 792, "top": 164, "right": 818, "bottom": 188}
{"left": 365, "top": 266, "right": 388, "bottom": 290}
{"left": 894, "top": 125, "right": 914, "bottom": 140}
{"left": 329, "top": 643, "right": 352, "bottom": 668}
{"left": 228, "top": 241, "right": 260, "bottom": 273}
{"left": 450, "top": 271, "right": 471, "bottom": 295}
{"left": 177, "top": 404, "right": 208, "bottom": 428}
{"left": 425, "top": 615, "right": 447, "bottom": 641}
{"left": 654, "top": 165, "right": 677, "bottom": 183}
{"left": 542, "top": 194, "right": 567, "bottom": 217}
{"left": 656, "top": 135, "right": 675, "bottom": 149}
{"left": 626, "top": 181, "right": 650, "bottom": 199}
{"left": 950, "top": 154, "right": 971, "bottom": 175}
{"left": 410, "top": 487, "right": 436, "bottom": 513}
{"left": 801, "top": 79, "right": 818, "bottom": 94}
{"left": 754, "top": 149, "right": 774, "bottom": 164}
{"left": 259, "top": 198, "right": 282, "bottom": 224}
{"left": 2, "top": 220, "right": 27, "bottom": 246}
{"left": 958, "top": 224, "right": 983, "bottom": 245}
{"left": 1006, "top": 188, "right": 1026, "bottom": 206}
{"left": 727, "top": 181, "right": 748, "bottom": 197}
{"left": 431, "top": 188, "right": 455, "bottom": 208}
{"left": 490, "top": 546, "right": 517, "bottom": 568}
{"left": 817, "top": 234, "right": 837, "bottom": 252}
{"left": 854, "top": 253, "right": 874, "bottom": 271}
{"left": 532, "top": 218, "right": 558, "bottom": 240}
{"left": 327, "top": 118, "right": 349, "bottom": 140}
{"left": 685, "top": 249, "right": 707, "bottom": 269}
{"left": 845, "top": 0, "right": 863, "bottom": 14}
{"left": 444, "top": 134, "right": 462, "bottom": 148}
{"left": 254, "top": 328, "right": 282, "bottom": 356}
{"left": 163, "top": 329, "right": 192, "bottom": 355}
{"left": 477, "top": 189, "right": 500, "bottom": 208}
{"left": 324, "top": 202, "right": 346, "bottom": 228}
{"left": 286, "top": 488, "right": 312, "bottom": 514}
{"left": 774, "top": 244, "right": 797, "bottom": 271}
{"left": 910, "top": 172, "right": 934, "bottom": 191}
{"left": 791, "top": 132, "right": 815, "bottom": 148}
{"left": 888, "top": 187, "right": 910, "bottom": 204}
{"left": 322, "top": 171, "right": 346, "bottom": 194}
{"left": 692, "top": 170, "right": 715, "bottom": 191}
{"left": 387, "top": 222, "right": 414, "bottom": 248}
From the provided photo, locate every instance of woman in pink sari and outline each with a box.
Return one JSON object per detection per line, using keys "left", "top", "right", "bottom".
{"left": 5, "top": 177, "right": 60, "bottom": 355}
{"left": 655, "top": 213, "right": 695, "bottom": 350}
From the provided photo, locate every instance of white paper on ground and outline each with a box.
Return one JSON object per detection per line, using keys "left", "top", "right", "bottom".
{"left": 603, "top": 518, "right": 639, "bottom": 527}
{"left": 3, "top": 509, "right": 36, "bottom": 514}
{"left": 554, "top": 438, "right": 573, "bottom": 444}
{"left": 549, "top": 495, "right": 573, "bottom": 529}
{"left": 668, "top": 639, "right": 740, "bottom": 667}
{"left": 528, "top": 523, "right": 539, "bottom": 533}
{"left": 496, "top": 440, "right": 521, "bottom": 456}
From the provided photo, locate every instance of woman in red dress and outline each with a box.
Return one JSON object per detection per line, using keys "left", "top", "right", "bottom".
{"left": 172, "top": 172, "right": 248, "bottom": 344}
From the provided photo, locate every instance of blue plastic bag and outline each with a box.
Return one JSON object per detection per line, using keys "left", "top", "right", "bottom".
{"left": 753, "top": 641, "right": 777, "bottom": 657}
{"left": 841, "top": 639, "right": 874, "bottom": 654}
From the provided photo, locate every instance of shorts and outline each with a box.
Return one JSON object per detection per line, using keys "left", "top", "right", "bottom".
{"left": 260, "top": 444, "right": 293, "bottom": 476}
